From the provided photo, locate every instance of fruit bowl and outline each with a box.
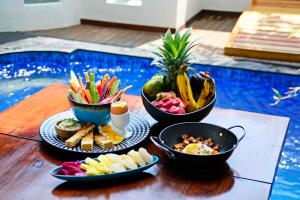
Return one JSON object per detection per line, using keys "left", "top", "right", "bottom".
{"left": 141, "top": 89, "right": 216, "bottom": 124}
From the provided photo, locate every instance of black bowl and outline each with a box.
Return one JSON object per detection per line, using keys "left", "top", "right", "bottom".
{"left": 151, "top": 122, "right": 246, "bottom": 165}
{"left": 141, "top": 89, "right": 216, "bottom": 124}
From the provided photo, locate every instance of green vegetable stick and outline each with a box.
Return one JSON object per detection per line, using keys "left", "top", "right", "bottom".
{"left": 68, "top": 90, "right": 83, "bottom": 103}
{"left": 89, "top": 73, "right": 100, "bottom": 103}
{"left": 108, "top": 80, "right": 120, "bottom": 96}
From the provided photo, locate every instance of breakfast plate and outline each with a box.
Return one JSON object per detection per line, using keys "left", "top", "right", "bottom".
{"left": 40, "top": 110, "right": 150, "bottom": 154}
{"left": 50, "top": 156, "right": 159, "bottom": 182}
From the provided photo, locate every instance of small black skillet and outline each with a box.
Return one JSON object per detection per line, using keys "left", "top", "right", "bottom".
{"left": 151, "top": 122, "right": 246, "bottom": 165}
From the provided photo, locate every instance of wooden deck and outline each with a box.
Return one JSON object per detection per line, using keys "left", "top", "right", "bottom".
{"left": 30, "top": 11, "right": 239, "bottom": 58}
{"left": 225, "top": 1, "right": 300, "bottom": 62}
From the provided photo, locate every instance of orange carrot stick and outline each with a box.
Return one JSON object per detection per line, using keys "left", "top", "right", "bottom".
{"left": 79, "top": 77, "right": 93, "bottom": 104}
{"left": 109, "top": 85, "right": 132, "bottom": 103}
{"left": 107, "top": 76, "right": 117, "bottom": 91}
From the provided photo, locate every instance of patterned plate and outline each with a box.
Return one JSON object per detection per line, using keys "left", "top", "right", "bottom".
{"left": 40, "top": 110, "right": 150, "bottom": 154}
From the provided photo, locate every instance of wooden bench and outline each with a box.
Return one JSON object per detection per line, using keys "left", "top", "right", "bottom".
{"left": 225, "top": 0, "right": 300, "bottom": 62}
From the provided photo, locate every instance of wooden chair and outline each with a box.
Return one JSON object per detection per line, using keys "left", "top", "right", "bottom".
{"left": 224, "top": 0, "right": 300, "bottom": 62}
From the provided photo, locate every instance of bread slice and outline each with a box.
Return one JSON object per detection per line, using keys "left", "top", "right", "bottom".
{"left": 94, "top": 135, "right": 113, "bottom": 149}
{"left": 65, "top": 123, "right": 94, "bottom": 148}
{"left": 81, "top": 131, "right": 94, "bottom": 151}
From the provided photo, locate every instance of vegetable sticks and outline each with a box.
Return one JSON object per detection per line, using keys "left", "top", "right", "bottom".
{"left": 69, "top": 71, "right": 131, "bottom": 105}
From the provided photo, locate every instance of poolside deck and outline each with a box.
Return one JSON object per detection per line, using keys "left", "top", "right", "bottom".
{"left": 30, "top": 11, "right": 239, "bottom": 57}
{"left": 225, "top": 1, "right": 300, "bottom": 62}
{"left": 1, "top": 11, "right": 299, "bottom": 74}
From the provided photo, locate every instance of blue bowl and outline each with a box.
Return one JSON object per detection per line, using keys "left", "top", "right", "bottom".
{"left": 68, "top": 95, "right": 111, "bottom": 126}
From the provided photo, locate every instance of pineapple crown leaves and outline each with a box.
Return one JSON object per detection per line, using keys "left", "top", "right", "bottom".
{"left": 151, "top": 28, "right": 198, "bottom": 73}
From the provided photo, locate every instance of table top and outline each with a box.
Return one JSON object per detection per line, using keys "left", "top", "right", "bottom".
{"left": 0, "top": 84, "right": 289, "bottom": 200}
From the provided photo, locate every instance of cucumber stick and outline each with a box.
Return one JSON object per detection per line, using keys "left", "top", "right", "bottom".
{"left": 89, "top": 73, "right": 100, "bottom": 103}
{"left": 108, "top": 80, "right": 120, "bottom": 96}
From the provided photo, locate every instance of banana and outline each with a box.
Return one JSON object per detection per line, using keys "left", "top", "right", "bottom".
{"left": 197, "top": 73, "right": 215, "bottom": 108}
{"left": 207, "top": 78, "right": 216, "bottom": 103}
{"left": 177, "top": 71, "right": 215, "bottom": 112}
{"left": 176, "top": 72, "right": 188, "bottom": 102}
{"left": 183, "top": 72, "right": 198, "bottom": 112}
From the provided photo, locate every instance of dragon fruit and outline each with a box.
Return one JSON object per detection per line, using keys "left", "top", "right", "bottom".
{"left": 56, "top": 161, "right": 85, "bottom": 176}
{"left": 152, "top": 92, "right": 186, "bottom": 114}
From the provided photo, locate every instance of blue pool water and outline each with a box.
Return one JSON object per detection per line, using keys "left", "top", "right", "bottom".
{"left": 0, "top": 50, "right": 299, "bottom": 199}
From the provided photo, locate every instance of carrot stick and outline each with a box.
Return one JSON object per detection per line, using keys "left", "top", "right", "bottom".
{"left": 107, "top": 76, "right": 117, "bottom": 91}
{"left": 80, "top": 77, "right": 93, "bottom": 104}
{"left": 109, "top": 85, "right": 132, "bottom": 103}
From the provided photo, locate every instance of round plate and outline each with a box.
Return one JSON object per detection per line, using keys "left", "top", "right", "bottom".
{"left": 40, "top": 111, "right": 150, "bottom": 154}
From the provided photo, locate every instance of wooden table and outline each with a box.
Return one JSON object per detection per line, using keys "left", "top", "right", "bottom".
{"left": 0, "top": 84, "right": 289, "bottom": 200}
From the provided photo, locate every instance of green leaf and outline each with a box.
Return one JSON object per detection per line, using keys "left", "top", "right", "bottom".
{"left": 272, "top": 88, "right": 282, "bottom": 98}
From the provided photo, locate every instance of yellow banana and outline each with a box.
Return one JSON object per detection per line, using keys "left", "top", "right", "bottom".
{"left": 176, "top": 72, "right": 188, "bottom": 102}
{"left": 177, "top": 71, "right": 215, "bottom": 112}
{"left": 197, "top": 79, "right": 211, "bottom": 108}
{"left": 183, "top": 72, "right": 198, "bottom": 112}
{"left": 197, "top": 75, "right": 215, "bottom": 108}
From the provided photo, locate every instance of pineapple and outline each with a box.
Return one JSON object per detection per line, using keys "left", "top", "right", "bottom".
{"left": 151, "top": 28, "right": 197, "bottom": 92}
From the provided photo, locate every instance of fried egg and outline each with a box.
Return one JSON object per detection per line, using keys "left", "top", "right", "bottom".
{"left": 182, "top": 143, "right": 213, "bottom": 155}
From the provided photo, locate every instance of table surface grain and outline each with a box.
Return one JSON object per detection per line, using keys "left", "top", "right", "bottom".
{"left": 0, "top": 84, "right": 289, "bottom": 200}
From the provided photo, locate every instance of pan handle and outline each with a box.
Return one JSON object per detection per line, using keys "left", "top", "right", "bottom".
{"left": 150, "top": 136, "right": 175, "bottom": 159}
{"left": 228, "top": 125, "right": 246, "bottom": 143}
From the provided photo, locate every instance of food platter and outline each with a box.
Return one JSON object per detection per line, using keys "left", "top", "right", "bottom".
{"left": 50, "top": 156, "right": 159, "bottom": 182}
{"left": 40, "top": 110, "right": 150, "bottom": 154}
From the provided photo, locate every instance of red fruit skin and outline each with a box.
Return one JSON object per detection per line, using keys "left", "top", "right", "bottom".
{"left": 62, "top": 162, "right": 80, "bottom": 169}
{"left": 67, "top": 167, "right": 83, "bottom": 175}
{"left": 56, "top": 168, "right": 68, "bottom": 175}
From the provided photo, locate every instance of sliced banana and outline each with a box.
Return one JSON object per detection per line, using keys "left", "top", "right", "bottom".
{"left": 138, "top": 148, "right": 153, "bottom": 164}
{"left": 128, "top": 150, "right": 146, "bottom": 167}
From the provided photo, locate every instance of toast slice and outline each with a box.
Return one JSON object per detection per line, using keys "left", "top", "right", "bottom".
{"left": 65, "top": 123, "right": 94, "bottom": 148}
{"left": 94, "top": 135, "right": 113, "bottom": 149}
{"left": 81, "top": 131, "right": 94, "bottom": 151}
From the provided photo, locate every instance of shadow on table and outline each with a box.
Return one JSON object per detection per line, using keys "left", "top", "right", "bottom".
{"left": 51, "top": 171, "right": 157, "bottom": 198}
{"left": 160, "top": 161, "right": 235, "bottom": 196}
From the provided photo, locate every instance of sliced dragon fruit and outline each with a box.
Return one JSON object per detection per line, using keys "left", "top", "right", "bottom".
{"left": 152, "top": 92, "right": 186, "bottom": 114}
{"left": 152, "top": 99, "right": 164, "bottom": 107}
{"left": 161, "top": 100, "right": 173, "bottom": 108}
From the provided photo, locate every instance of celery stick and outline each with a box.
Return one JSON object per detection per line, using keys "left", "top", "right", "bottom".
{"left": 89, "top": 73, "right": 99, "bottom": 103}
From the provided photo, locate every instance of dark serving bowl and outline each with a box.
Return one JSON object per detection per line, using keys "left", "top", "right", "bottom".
{"left": 68, "top": 95, "right": 111, "bottom": 126}
{"left": 141, "top": 89, "right": 216, "bottom": 124}
{"left": 150, "top": 122, "right": 246, "bottom": 165}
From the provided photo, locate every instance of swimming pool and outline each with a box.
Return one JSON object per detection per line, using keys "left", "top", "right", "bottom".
{"left": 0, "top": 50, "right": 299, "bottom": 199}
